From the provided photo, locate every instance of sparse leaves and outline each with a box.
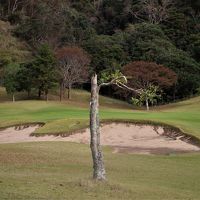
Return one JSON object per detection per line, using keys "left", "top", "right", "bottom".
{"left": 132, "top": 0, "right": 174, "bottom": 24}
{"left": 55, "top": 46, "right": 90, "bottom": 99}
{"left": 131, "top": 84, "right": 162, "bottom": 110}
{"left": 99, "top": 70, "right": 127, "bottom": 85}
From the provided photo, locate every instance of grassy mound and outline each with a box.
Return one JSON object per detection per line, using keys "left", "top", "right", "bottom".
{"left": 0, "top": 94, "right": 200, "bottom": 139}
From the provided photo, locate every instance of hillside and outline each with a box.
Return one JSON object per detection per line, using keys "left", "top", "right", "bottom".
{"left": 0, "top": 20, "right": 31, "bottom": 65}
{"left": 0, "top": 1, "right": 200, "bottom": 102}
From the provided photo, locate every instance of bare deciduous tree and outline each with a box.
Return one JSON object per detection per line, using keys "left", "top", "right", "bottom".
{"left": 55, "top": 47, "right": 90, "bottom": 100}
{"left": 93, "top": 0, "right": 103, "bottom": 11}
{"left": 7, "top": 0, "right": 28, "bottom": 14}
{"left": 132, "top": 0, "right": 174, "bottom": 24}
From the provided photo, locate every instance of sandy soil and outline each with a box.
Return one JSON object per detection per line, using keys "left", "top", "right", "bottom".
{"left": 0, "top": 123, "right": 199, "bottom": 155}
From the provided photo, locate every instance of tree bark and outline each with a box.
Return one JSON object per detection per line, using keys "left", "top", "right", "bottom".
{"left": 8, "top": 0, "right": 11, "bottom": 15}
{"left": 67, "top": 85, "right": 71, "bottom": 100}
{"left": 63, "top": 86, "right": 65, "bottom": 99}
{"left": 38, "top": 88, "right": 41, "bottom": 98}
{"left": 12, "top": 93, "right": 15, "bottom": 102}
{"left": 27, "top": 89, "right": 31, "bottom": 98}
{"left": 173, "top": 83, "right": 176, "bottom": 101}
{"left": 45, "top": 90, "right": 48, "bottom": 101}
{"left": 146, "top": 98, "right": 149, "bottom": 111}
{"left": 59, "top": 81, "right": 64, "bottom": 101}
{"left": 90, "top": 74, "right": 106, "bottom": 180}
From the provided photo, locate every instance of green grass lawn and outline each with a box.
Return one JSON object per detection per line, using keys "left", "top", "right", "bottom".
{"left": 0, "top": 95, "right": 200, "bottom": 139}
{"left": 0, "top": 88, "right": 200, "bottom": 199}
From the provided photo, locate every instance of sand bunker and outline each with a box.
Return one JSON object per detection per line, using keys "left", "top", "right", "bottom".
{"left": 0, "top": 123, "right": 199, "bottom": 155}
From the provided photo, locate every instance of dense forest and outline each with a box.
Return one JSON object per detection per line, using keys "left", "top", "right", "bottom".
{"left": 0, "top": 0, "right": 200, "bottom": 104}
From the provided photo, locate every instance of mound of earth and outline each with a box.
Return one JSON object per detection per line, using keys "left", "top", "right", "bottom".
{"left": 0, "top": 123, "right": 199, "bottom": 155}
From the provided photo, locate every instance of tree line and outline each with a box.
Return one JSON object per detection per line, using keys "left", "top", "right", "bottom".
{"left": 0, "top": 0, "right": 200, "bottom": 103}
{"left": 2, "top": 42, "right": 177, "bottom": 109}
{"left": 3, "top": 45, "right": 90, "bottom": 102}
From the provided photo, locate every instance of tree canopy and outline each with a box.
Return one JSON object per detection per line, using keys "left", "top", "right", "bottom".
{"left": 0, "top": 0, "right": 199, "bottom": 102}
{"left": 55, "top": 46, "right": 90, "bottom": 99}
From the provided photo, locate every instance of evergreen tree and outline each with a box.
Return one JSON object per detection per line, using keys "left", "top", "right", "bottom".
{"left": 33, "top": 44, "right": 56, "bottom": 100}
{"left": 3, "top": 63, "right": 19, "bottom": 102}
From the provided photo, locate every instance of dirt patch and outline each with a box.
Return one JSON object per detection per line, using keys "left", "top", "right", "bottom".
{"left": 0, "top": 123, "right": 199, "bottom": 155}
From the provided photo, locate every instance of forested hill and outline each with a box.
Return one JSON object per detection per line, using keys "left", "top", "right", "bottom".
{"left": 0, "top": 0, "right": 200, "bottom": 102}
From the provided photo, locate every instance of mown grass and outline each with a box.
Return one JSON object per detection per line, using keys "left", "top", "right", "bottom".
{"left": 0, "top": 142, "right": 200, "bottom": 200}
{"left": 1, "top": 89, "right": 200, "bottom": 199}
{"left": 0, "top": 96, "right": 200, "bottom": 139}
{"left": 0, "top": 86, "right": 134, "bottom": 109}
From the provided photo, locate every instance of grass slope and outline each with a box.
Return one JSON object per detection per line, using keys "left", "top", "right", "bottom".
{"left": 0, "top": 87, "right": 134, "bottom": 109}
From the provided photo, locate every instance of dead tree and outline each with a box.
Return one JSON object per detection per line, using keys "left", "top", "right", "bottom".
{"left": 93, "top": 0, "right": 103, "bottom": 11}
{"left": 90, "top": 72, "right": 140, "bottom": 180}
{"left": 90, "top": 74, "right": 105, "bottom": 180}
{"left": 7, "top": 0, "right": 28, "bottom": 15}
{"left": 132, "top": 0, "right": 174, "bottom": 24}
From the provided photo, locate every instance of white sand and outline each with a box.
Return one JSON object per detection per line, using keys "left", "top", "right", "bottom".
{"left": 0, "top": 123, "right": 199, "bottom": 155}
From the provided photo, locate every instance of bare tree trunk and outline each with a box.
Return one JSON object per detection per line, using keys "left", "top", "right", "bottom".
{"left": 45, "top": 90, "right": 48, "bottom": 101}
{"left": 146, "top": 98, "right": 149, "bottom": 111}
{"left": 38, "top": 88, "right": 41, "bottom": 98}
{"left": 59, "top": 81, "right": 63, "bottom": 101}
{"left": 173, "top": 83, "right": 176, "bottom": 101}
{"left": 12, "top": 93, "right": 15, "bottom": 102}
{"left": 67, "top": 85, "right": 71, "bottom": 100}
{"left": 8, "top": 0, "right": 11, "bottom": 15}
{"left": 27, "top": 90, "right": 31, "bottom": 98}
{"left": 63, "top": 86, "right": 65, "bottom": 99}
{"left": 90, "top": 74, "right": 106, "bottom": 180}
